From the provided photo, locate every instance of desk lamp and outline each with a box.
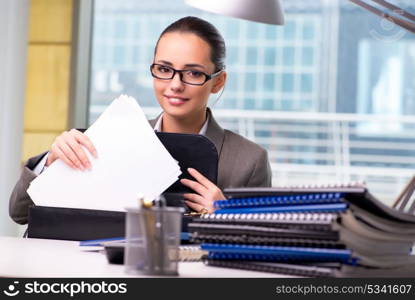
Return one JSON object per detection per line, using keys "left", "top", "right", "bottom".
{"left": 350, "top": 0, "right": 415, "bottom": 33}
{"left": 185, "top": 0, "right": 285, "bottom": 25}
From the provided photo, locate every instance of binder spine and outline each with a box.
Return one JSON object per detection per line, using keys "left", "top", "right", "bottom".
{"left": 191, "top": 233, "right": 344, "bottom": 248}
{"left": 215, "top": 192, "right": 345, "bottom": 209}
{"left": 204, "top": 259, "right": 335, "bottom": 278}
{"left": 201, "top": 243, "right": 355, "bottom": 264}
{"left": 197, "top": 212, "right": 338, "bottom": 228}
{"left": 214, "top": 203, "right": 348, "bottom": 214}
{"left": 206, "top": 252, "right": 349, "bottom": 263}
{"left": 188, "top": 223, "right": 339, "bottom": 240}
{"left": 179, "top": 245, "right": 208, "bottom": 262}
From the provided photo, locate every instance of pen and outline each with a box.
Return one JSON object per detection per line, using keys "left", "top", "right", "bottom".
{"left": 140, "top": 196, "right": 157, "bottom": 273}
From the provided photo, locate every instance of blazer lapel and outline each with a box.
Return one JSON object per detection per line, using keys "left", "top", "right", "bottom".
{"left": 148, "top": 111, "right": 162, "bottom": 128}
{"left": 148, "top": 117, "right": 158, "bottom": 128}
{"left": 205, "top": 108, "right": 225, "bottom": 156}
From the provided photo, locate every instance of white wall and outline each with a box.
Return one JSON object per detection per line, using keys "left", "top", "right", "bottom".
{"left": 0, "top": 0, "right": 29, "bottom": 236}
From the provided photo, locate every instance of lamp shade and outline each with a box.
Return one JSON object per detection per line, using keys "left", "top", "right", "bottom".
{"left": 185, "top": 0, "right": 285, "bottom": 25}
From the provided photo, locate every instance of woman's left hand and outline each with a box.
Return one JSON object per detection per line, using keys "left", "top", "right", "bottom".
{"left": 180, "top": 168, "right": 225, "bottom": 214}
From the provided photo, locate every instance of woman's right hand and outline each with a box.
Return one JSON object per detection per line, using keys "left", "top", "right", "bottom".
{"left": 46, "top": 129, "right": 98, "bottom": 170}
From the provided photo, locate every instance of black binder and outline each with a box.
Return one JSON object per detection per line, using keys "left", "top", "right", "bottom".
{"left": 27, "top": 132, "right": 218, "bottom": 241}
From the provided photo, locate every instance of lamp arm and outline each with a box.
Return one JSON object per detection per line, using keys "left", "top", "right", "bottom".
{"left": 349, "top": 0, "right": 415, "bottom": 34}
{"left": 372, "top": 0, "right": 415, "bottom": 22}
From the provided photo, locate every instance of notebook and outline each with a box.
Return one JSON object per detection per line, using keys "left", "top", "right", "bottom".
{"left": 223, "top": 182, "right": 366, "bottom": 197}
{"left": 200, "top": 243, "right": 415, "bottom": 268}
{"left": 204, "top": 259, "right": 334, "bottom": 278}
{"left": 214, "top": 192, "right": 345, "bottom": 209}
{"left": 223, "top": 184, "right": 415, "bottom": 223}
{"left": 189, "top": 210, "right": 415, "bottom": 257}
{"left": 90, "top": 242, "right": 207, "bottom": 264}
{"left": 201, "top": 243, "right": 357, "bottom": 264}
{"left": 189, "top": 221, "right": 413, "bottom": 256}
{"left": 214, "top": 203, "right": 348, "bottom": 214}
{"left": 203, "top": 259, "right": 415, "bottom": 278}
{"left": 194, "top": 183, "right": 415, "bottom": 277}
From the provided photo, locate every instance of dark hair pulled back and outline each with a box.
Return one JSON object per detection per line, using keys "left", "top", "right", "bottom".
{"left": 155, "top": 16, "right": 226, "bottom": 72}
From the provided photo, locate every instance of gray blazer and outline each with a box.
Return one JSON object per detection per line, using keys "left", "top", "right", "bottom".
{"left": 9, "top": 109, "right": 272, "bottom": 224}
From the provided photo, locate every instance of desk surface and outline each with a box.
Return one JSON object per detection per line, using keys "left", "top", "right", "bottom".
{"left": 0, "top": 237, "right": 293, "bottom": 278}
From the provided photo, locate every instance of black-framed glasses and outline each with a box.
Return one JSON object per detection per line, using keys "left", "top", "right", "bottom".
{"left": 150, "top": 63, "right": 222, "bottom": 86}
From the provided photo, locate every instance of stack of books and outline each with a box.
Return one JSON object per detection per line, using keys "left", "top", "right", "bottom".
{"left": 188, "top": 183, "right": 415, "bottom": 277}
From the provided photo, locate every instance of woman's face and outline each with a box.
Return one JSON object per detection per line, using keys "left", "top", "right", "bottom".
{"left": 153, "top": 32, "right": 225, "bottom": 121}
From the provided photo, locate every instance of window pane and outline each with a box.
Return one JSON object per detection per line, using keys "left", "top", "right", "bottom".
{"left": 264, "top": 47, "right": 276, "bottom": 65}
{"left": 263, "top": 98, "right": 275, "bottom": 110}
{"left": 227, "top": 72, "right": 238, "bottom": 90}
{"left": 303, "top": 21, "right": 314, "bottom": 40}
{"left": 302, "top": 47, "right": 314, "bottom": 65}
{"left": 247, "top": 23, "right": 259, "bottom": 39}
{"left": 227, "top": 46, "right": 239, "bottom": 65}
{"left": 264, "top": 73, "right": 275, "bottom": 92}
{"left": 283, "top": 20, "right": 296, "bottom": 40}
{"left": 300, "top": 73, "right": 312, "bottom": 93}
{"left": 265, "top": 25, "right": 277, "bottom": 39}
{"left": 283, "top": 47, "right": 295, "bottom": 66}
{"left": 282, "top": 73, "right": 294, "bottom": 92}
{"left": 244, "top": 98, "right": 256, "bottom": 109}
{"left": 226, "top": 20, "right": 239, "bottom": 40}
{"left": 113, "top": 46, "right": 125, "bottom": 65}
{"left": 246, "top": 47, "right": 257, "bottom": 65}
{"left": 281, "top": 99, "right": 293, "bottom": 110}
{"left": 132, "top": 46, "right": 139, "bottom": 65}
{"left": 245, "top": 73, "right": 256, "bottom": 92}
{"left": 115, "top": 20, "right": 126, "bottom": 38}
{"left": 223, "top": 98, "right": 237, "bottom": 109}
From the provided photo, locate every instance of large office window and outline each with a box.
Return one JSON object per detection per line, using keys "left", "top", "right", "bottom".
{"left": 87, "top": 0, "right": 415, "bottom": 204}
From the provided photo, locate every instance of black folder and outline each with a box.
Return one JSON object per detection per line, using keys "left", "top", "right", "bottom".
{"left": 27, "top": 132, "right": 218, "bottom": 241}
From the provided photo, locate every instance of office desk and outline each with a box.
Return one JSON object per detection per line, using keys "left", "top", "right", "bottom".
{"left": 0, "top": 237, "right": 293, "bottom": 278}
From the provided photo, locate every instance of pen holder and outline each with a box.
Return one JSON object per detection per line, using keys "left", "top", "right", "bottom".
{"left": 124, "top": 206, "right": 184, "bottom": 276}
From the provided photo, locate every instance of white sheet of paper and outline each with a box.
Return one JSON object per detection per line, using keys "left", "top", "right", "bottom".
{"left": 27, "top": 95, "right": 181, "bottom": 211}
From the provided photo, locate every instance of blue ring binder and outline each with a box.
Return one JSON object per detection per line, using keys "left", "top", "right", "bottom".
{"left": 214, "top": 203, "right": 348, "bottom": 214}
{"left": 214, "top": 192, "right": 345, "bottom": 209}
{"left": 201, "top": 243, "right": 357, "bottom": 265}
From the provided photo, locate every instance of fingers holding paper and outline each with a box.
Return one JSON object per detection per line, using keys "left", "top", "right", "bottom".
{"left": 181, "top": 168, "right": 226, "bottom": 214}
{"left": 47, "top": 129, "right": 98, "bottom": 170}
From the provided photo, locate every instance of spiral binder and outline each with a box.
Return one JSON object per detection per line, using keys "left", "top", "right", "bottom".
{"left": 204, "top": 259, "right": 336, "bottom": 278}
{"left": 197, "top": 212, "right": 339, "bottom": 228}
{"left": 214, "top": 192, "right": 345, "bottom": 209}
{"left": 189, "top": 223, "right": 339, "bottom": 240}
{"left": 270, "top": 181, "right": 366, "bottom": 190}
{"left": 194, "top": 181, "right": 415, "bottom": 276}
{"left": 201, "top": 243, "right": 357, "bottom": 264}
{"left": 214, "top": 203, "right": 348, "bottom": 214}
{"left": 223, "top": 182, "right": 366, "bottom": 198}
{"left": 191, "top": 233, "right": 344, "bottom": 248}
{"left": 179, "top": 245, "right": 208, "bottom": 262}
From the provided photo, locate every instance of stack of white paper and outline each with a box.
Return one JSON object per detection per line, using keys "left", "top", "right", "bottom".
{"left": 27, "top": 95, "right": 181, "bottom": 211}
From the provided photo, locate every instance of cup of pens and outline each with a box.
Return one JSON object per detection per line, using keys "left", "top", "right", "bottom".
{"left": 124, "top": 197, "right": 184, "bottom": 276}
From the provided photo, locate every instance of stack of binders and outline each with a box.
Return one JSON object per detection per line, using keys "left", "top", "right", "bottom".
{"left": 188, "top": 183, "right": 415, "bottom": 277}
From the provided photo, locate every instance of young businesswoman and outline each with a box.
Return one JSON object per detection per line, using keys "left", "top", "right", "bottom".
{"left": 9, "top": 16, "right": 272, "bottom": 224}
